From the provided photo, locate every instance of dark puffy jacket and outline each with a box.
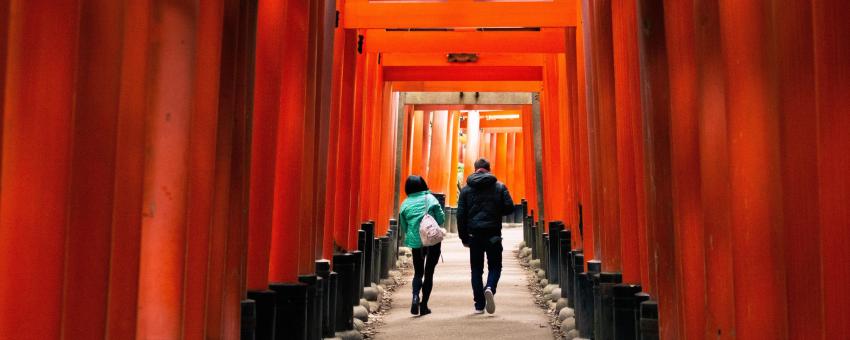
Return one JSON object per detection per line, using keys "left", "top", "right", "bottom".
{"left": 457, "top": 171, "right": 514, "bottom": 244}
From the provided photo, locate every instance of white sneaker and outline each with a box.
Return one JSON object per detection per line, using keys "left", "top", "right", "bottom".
{"left": 484, "top": 288, "right": 496, "bottom": 314}
{"left": 474, "top": 309, "right": 485, "bottom": 314}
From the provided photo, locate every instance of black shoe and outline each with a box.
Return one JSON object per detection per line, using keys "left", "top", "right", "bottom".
{"left": 419, "top": 303, "right": 431, "bottom": 316}
{"left": 411, "top": 295, "right": 420, "bottom": 315}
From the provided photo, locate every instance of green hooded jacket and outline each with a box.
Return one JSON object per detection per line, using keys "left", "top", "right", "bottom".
{"left": 399, "top": 191, "right": 445, "bottom": 249}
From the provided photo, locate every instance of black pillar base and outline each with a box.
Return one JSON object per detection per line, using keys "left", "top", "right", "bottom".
{"left": 529, "top": 223, "right": 538, "bottom": 260}
{"left": 241, "top": 299, "right": 256, "bottom": 340}
{"left": 350, "top": 250, "right": 364, "bottom": 305}
{"left": 372, "top": 237, "right": 382, "bottom": 284}
{"left": 548, "top": 221, "right": 563, "bottom": 284}
{"left": 542, "top": 233, "right": 550, "bottom": 280}
{"left": 640, "top": 300, "right": 659, "bottom": 340}
{"left": 558, "top": 229, "right": 572, "bottom": 298}
{"left": 332, "top": 253, "right": 355, "bottom": 332}
{"left": 297, "top": 274, "right": 321, "bottom": 340}
{"left": 570, "top": 252, "right": 585, "bottom": 308}
{"left": 315, "top": 259, "right": 335, "bottom": 339}
{"left": 359, "top": 223, "right": 374, "bottom": 289}
{"left": 612, "top": 284, "right": 643, "bottom": 340}
{"left": 379, "top": 236, "right": 391, "bottom": 279}
{"left": 269, "top": 282, "right": 308, "bottom": 340}
{"left": 247, "top": 290, "right": 277, "bottom": 340}
{"left": 576, "top": 260, "right": 601, "bottom": 337}
{"left": 593, "top": 272, "right": 623, "bottom": 340}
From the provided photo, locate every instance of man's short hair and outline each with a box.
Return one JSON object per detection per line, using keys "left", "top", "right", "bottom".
{"left": 474, "top": 158, "right": 491, "bottom": 171}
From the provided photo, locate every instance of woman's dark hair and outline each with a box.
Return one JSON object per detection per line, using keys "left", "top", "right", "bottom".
{"left": 404, "top": 175, "right": 429, "bottom": 195}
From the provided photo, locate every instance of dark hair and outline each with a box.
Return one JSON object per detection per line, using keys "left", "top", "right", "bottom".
{"left": 474, "top": 158, "right": 491, "bottom": 171}
{"left": 404, "top": 175, "right": 429, "bottom": 195}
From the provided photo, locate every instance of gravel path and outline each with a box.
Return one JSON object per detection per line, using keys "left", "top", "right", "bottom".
{"left": 373, "top": 227, "right": 553, "bottom": 340}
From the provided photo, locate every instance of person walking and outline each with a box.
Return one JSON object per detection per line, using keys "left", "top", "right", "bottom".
{"left": 457, "top": 158, "right": 514, "bottom": 314}
{"left": 399, "top": 175, "right": 445, "bottom": 316}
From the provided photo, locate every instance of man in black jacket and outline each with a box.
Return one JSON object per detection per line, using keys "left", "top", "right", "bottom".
{"left": 457, "top": 158, "right": 514, "bottom": 314}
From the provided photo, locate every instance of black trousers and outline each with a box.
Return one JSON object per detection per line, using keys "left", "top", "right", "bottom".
{"left": 411, "top": 242, "right": 441, "bottom": 305}
{"left": 469, "top": 233, "right": 502, "bottom": 310}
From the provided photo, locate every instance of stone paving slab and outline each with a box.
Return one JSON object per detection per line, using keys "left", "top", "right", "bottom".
{"left": 374, "top": 226, "right": 553, "bottom": 340}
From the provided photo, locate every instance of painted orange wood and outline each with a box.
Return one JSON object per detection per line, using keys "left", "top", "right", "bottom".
{"left": 61, "top": 1, "right": 126, "bottom": 338}
{"left": 611, "top": 0, "right": 643, "bottom": 285}
{"left": 365, "top": 29, "right": 566, "bottom": 53}
{"left": 343, "top": 0, "right": 577, "bottom": 28}
{"left": 247, "top": 0, "right": 285, "bottom": 290}
{"left": 813, "top": 1, "right": 850, "bottom": 337}
{"left": 0, "top": 1, "right": 80, "bottom": 337}
{"left": 662, "top": 1, "right": 706, "bottom": 338}
{"left": 719, "top": 1, "right": 789, "bottom": 338}
{"left": 268, "top": 0, "right": 310, "bottom": 283}
{"left": 383, "top": 66, "right": 543, "bottom": 81}
{"left": 391, "top": 81, "right": 543, "bottom": 92}
{"left": 693, "top": 0, "right": 735, "bottom": 336}
{"left": 775, "top": 1, "right": 822, "bottom": 338}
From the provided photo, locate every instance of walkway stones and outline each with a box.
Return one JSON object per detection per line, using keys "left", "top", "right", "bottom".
{"left": 363, "top": 286, "right": 380, "bottom": 301}
{"left": 556, "top": 298, "right": 568, "bottom": 312}
{"left": 560, "top": 316, "right": 576, "bottom": 333}
{"left": 558, "top": 307, "right": 574, "bottom": 321}
{"left": 374, "top": 226, "right": 552, "bottom": 340}
{"left": 353, "top": 305, "right": 369, "bottom": 321}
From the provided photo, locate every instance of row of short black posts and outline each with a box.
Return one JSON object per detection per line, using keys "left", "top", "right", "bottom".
{"left": 240, "top": 256, "right": 347, "bottom": 340}
{"left": 242, "top": 216, "right": 408, "bottom": 340}
{"left": 521, "top": 203, "right": 660, "bottom": 340}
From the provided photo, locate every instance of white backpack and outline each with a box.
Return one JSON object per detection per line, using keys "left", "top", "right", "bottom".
{"left": 419, "top": 213, "right": 446, "bottom": 247}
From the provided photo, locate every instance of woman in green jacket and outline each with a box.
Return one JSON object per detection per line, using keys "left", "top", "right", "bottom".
{"left": 399, "top": 175, "right": 445, "bottom": 316}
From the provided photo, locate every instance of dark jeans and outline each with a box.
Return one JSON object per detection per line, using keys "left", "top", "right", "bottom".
{"left": 412, "top": 242, "right": 441, "bottom": 305}
{"left": 469, "top": 233, "right": 503, "bottom": 310}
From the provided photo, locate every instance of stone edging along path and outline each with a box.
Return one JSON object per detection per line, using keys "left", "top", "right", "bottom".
{"left": 514, "top": 241, "right": 582, "bottom": 340}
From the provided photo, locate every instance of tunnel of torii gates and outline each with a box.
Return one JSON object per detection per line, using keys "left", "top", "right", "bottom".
{"left": 0, "top": 0, "right": 849, "bottom": 339}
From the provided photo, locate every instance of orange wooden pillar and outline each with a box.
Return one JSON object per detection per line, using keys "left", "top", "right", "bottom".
{"left": 60, "top": 1, "right": 126, "bottom": 339}
{"left": 564, "top": 28, "right": 589, "bottom": 250}
{"left": 464, "top": 110, "right": 480, "bottom": 181}
{"left": 182, "top": 1, "right": 229, "bottom": 337}
{"left": 346, "top": 43, "right": 367, "bottom": 243}
{"left": 333, "top": 29, "right": 359, "bottom": 250}
{"left": 247, "top": 0, "right": 286, "bottom": 290}
{"left": 410, "top": 110, "right": 426, "bottom": 177}
{"left": 448, "top": 111, "right": 461, "bottom": 206}
{"left": 377, "top": 86, "right": 397, "bottom": 232}
{"left": 298, "top": 0, "right": 334, "bottom": 275}
{"left": 362, "top": 52, "right": 382, "bottom": 223}
{"left": 634, "top": 0, "right": 681, "bottom": 337}
{"left": 135, "top": 1, "right": 213, "bottom": 337}
{"left": 479, "top": 131, "right": 486, "bottom": 162}
{"left": 611, "top": 0, "right": 645, "bottom": 285}
{"left": 495, "top": 133, "right": 508, "bottom": 182}
{"left": 555, "top": 54, "right": 578, "bottom": 229}
{"left": 323, "top": 0, "right": 346, "bottom": 258}
{"left": 398, "top": 105, "right": 414, "bottom": 204}
{"left": 106, "top": 1, "right": 151, "bottom": 337}
{"left": 719, "top": 1, "right": 788, "bottom": 338}
{"left": 268, "top": 0, "right": 311, "bottom": 283}
{"left": 520, "top": 106, "right": 539, "bottom": 217}
{"left": 214, "top": 1, "right": 258, "bottom": 336}
{"left": 514, "top": 132, "right": 527, "bottom": 203}
{"left": 662, "top": 1, "right": 706, "bottom": 338}
{"left": 812, "top": 1, "right": 850, "bottom": 337}
{"left": 773, "top": 1, "right": 821, "bottom": 339}
{"left": 0, "top": 1, "right": 80, "bottom": 337}
{"left": 574, "top": 3, "right": 596, "bottom": 261}
{"left": 506, "top": 132, "right": 517, "bottom": 199}
{"left": 429, "top": 110, "right": 449, "bottom": 195}
{"left": 693, "top": 0, "right": 735, "bottom": 337}
{"left": 583, "top": 0, "right": 620, "bottom": 270}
